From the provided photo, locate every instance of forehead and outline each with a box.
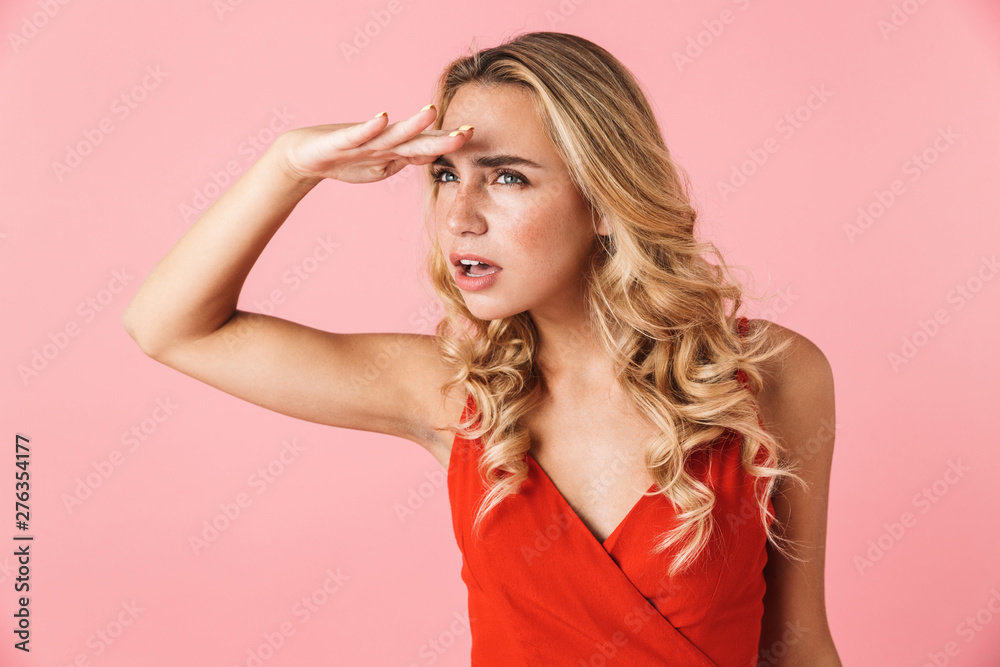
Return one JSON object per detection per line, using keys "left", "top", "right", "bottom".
{"left": 440, "top": 83, "right": 550, "bottom": 154}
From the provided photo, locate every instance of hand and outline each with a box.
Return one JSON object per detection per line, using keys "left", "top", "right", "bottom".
{"left": 275, "top": 106, "right": 472, "bottom": 185}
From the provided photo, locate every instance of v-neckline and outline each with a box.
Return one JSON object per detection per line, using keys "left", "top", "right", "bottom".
{"left": 525, "top": 451, "right": 658, "bottom": 551}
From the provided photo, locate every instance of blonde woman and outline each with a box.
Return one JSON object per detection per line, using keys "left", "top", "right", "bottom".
{"left": 124, "top": 31, "right": 841, "bottom": 666}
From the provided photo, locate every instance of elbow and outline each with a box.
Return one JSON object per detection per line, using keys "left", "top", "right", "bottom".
{"left": 121, "top": 304, "right": 162, "bottom": 360}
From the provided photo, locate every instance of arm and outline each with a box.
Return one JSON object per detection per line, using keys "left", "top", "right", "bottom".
{"left": 752, "top": 320, "right": 843, "bottom": 666}
{"left": 122, "top": 109, "right": 472, "bottom": 455}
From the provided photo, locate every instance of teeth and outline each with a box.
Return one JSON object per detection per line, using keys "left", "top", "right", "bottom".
{"left": 460, "top": 259, "right": 483, "bottom": 265}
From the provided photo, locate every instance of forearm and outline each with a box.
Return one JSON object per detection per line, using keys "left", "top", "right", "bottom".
{"left": 123, "top": 136, "right": 321, "bottom": 356}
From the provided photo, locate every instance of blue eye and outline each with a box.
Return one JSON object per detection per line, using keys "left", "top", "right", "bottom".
{"left": 431, "top": 168, "right": 457, "bottom": 183}
{"left": 430, "top": 168, "right": 528, "bottom": 187}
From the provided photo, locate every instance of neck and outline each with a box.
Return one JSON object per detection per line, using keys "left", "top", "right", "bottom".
{"left": 531, "top": 308, "right": 614, "bottom": 389}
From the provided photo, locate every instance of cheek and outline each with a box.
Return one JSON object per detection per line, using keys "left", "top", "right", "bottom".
{"left": 511, "top": 223, "right": 583, "bottom": 286}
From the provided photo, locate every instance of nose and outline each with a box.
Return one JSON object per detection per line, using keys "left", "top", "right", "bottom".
{"left": 442, "top": 182, "right": 488, "bottom": 236}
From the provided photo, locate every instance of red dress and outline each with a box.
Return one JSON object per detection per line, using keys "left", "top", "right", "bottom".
{"left": 447, "top": 317, "right": 773, "bottom": 666}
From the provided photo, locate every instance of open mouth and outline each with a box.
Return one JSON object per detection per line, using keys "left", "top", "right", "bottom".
{"left": 459, "top": 260, "right": 501, "bottom": 276}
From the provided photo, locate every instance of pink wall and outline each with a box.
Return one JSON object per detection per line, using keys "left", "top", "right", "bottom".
{"left": 3, "top": 0, "right": 999, "bottom": 665}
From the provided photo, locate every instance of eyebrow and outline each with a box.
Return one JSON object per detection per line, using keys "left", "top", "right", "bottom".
{"left": 431, "top": 153, "right": 545, "bottom": 170}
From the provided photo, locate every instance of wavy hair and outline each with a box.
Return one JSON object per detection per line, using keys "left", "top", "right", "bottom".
{"left": 418, "top": 31, "right": 807, "bottom": 576}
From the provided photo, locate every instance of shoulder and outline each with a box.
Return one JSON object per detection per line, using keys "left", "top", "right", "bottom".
{"left": 744, "top": 318, "right": 834, "bottom": 420}
{"left": 744, "top": 317, "right": 836, "bottom": 487}
{"left": 744, "top": 319, "right": 843, "bottom": 662}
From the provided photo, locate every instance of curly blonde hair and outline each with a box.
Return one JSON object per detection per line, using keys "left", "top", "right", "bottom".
{"left": 418, "top": 31, "right": 806, "bottom": 576}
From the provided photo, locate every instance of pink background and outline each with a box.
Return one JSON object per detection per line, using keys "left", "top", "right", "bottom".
{"left": 3, "top": 0, "right": 999, "bottom": 665}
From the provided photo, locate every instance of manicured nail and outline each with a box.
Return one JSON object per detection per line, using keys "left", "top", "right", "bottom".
{"left": 449, "top": 130, "right": 463, "bottom": 136}
{"left": 374, "top": 111, "right": 387, "bottom": 119}
{"left": 458, "top": 125, "right": 474, "bottom": 131}
{"left": 422, "top": 104, "right": 436, "bottom": 111}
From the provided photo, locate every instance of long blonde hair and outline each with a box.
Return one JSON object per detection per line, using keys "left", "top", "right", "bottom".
{"left": 419, "top": 31, "right": 806, "bottom": 576}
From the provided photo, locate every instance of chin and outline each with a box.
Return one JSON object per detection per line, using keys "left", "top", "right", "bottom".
{"left": 463, "top": 298, "right": 521, "bottom": 322}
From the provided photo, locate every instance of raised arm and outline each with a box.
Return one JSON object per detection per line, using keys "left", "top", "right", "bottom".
{"left": 122, "top": 108, "right": 473, "bottom": 463}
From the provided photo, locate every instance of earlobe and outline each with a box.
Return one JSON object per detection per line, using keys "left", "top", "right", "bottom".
{"left": 596, "top": 216, "right": 609, "bottom": 236}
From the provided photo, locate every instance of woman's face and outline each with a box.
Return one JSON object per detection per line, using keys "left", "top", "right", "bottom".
{"left": 434, "top": 83, "right": 607, "bottom": 322}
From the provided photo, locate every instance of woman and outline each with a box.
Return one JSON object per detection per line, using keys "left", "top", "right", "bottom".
{"left": 123, "top": 31, "right": 841, "bottom": 666}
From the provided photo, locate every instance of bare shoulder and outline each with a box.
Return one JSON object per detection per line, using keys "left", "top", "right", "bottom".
{"left": 744, "top": 318, "right": 834, "bottom": 403}
{"left": 744, "top": 319, "right": 843, "bottom": 663}
{"left": 743, "top": 317, "right": 837, "bottom": 490}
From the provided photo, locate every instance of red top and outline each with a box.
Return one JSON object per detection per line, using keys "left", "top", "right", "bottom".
{"left": 447, "top": 317, "right": 773, "bottom": 666}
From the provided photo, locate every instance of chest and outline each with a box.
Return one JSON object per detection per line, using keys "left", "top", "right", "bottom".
{"left": 520, "top": 390, "right": 660, "bottom": 544}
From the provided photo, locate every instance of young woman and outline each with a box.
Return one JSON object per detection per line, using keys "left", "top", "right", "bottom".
{"left": 123, "top": 31, "right": 841, "bottom": 666}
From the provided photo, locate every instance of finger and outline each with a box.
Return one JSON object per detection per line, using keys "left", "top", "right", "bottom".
{"left": 327, "top": 113, "right": 391, "bottom": 152}
{"left": 403, "top": 130, "right": 472, "bottom": 165}
{"left": 398, "top": 126, "right": 473, "bottom": 160}
{"left": 364, "top": 105, "right": 447, "bottom": 151}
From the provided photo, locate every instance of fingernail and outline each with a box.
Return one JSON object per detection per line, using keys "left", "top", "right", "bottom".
{"left": 449, "top": 130, "right": 463, "bottom": 136}
{"left": 422, "top": 103, "right": 436, "bottom": 111}
{"left": 374, "top": 111, "right": 387, "bottom": 119}
{"left": 458, "top": 125, "right": 474, "bottom": 131}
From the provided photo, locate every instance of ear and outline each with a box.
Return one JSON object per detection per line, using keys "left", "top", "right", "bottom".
{"left": 596, "top": 216, "right": 610, "bottom": 236}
